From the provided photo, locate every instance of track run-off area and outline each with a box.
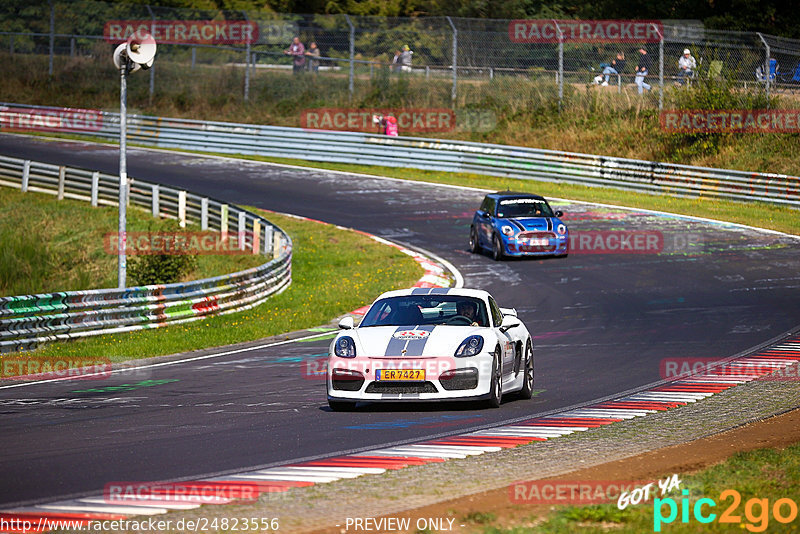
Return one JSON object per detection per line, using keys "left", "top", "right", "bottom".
{"left": 0, "top": 134, "right": 799, "bottom": 519}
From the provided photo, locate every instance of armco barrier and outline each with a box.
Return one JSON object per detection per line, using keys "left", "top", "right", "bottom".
{"left": 1, "top": 102, "right": 799, "bottom": 207}
{"left": 0, "top": 154, "right": 292, "bottom": 353}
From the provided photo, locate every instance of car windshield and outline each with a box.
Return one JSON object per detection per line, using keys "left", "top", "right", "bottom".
{"left": 360, "top": 295, "right": 489, "bottom": 328}
{"left": 496, "top": 198, "right": 554, "bottom": 218}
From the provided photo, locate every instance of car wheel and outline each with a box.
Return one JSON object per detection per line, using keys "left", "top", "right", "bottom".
{"left": 518, "top": 340, "right": 534, "bottom": 399}
{"left": 485, "top": 347, "right": 503, "bottom": 408}
{"left": 492, "top": 234, "right": 505, "bottom": 261}
{"left": 328, "top": 399, "right": 357, "bottom": 411}
{"left": 469, "top": 227, "right": 480, "bottom": 254}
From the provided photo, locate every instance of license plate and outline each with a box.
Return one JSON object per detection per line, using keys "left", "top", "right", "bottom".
{"left": 527, "top": 238, "right": 549, "bottom": 246}
{"left": 376, "top": 369, "right": 426, "bottom": 381}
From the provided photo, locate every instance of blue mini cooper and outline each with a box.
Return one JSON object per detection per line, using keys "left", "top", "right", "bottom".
{"left": 469, "top": 192, "right": 569, "bottom": 260}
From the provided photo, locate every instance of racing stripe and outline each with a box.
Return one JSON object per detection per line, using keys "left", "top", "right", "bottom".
{"left": 429, "top": 288, "right": 450, "bottom": 295}
{"left": 546, "top": 218, "right": 553, "bottom": 231}
{"left": 508, "top": 219, "right": 526, "bottom": 232}
{"left": 411, "top": 288, "right": 433, "bottom": 295}
{"left": 384, "top": 326, "right": 410, "bottom": 356}
{"left": 403, "top": 325, "right": 436, "bottom": 356}
{"left": 384, "top": 325, "right": 436, "bottom": 357}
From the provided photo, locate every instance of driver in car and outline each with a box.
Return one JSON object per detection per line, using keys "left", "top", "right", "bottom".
{"left": 456, "top": 301, "right": 480, "bottom": 327}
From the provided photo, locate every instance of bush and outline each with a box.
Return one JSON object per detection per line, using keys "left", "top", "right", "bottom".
{"left": 128, "top": 253, "right": 198, "bottom": 286}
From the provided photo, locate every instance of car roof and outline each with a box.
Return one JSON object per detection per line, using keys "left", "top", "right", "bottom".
{"left": 370, "top": 287, "right": 492, "bottom": 302}
{"left": 486, "top": 191, "right": 547, "bottom": 201}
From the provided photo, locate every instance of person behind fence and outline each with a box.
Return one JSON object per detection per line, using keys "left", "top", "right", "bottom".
{"left": 284, "top": 36, "right": 306, "bottom": 74}
{"left": 635, "top": 48, "right": 652, "bottom": 94}
{"left": 391, "top": 49, "right": 402, "bottom": 73}
{"left": 372, "top": 114, "right": 398, "bottom": 136}
{"left": 305, "top": 42, "right": 320, "bottom": 73}
{"left": 677, "top": 48, "right": 696, "bottom": 85}
{"left": 593, "top": 52, "right": 625, "bottom": 86}
{"left": 400, "top": 44, "right": 413, "bottom": 73}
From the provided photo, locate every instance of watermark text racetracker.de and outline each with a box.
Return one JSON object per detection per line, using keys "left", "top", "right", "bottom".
{"left": 566, "top": 231, "right": 702, "bottom": 255}
{"left": 510, "top": 479, "right": 649, "bottom": 505}
{"left": 660, "top": 109, "right": 800, "bottom": 133}
{"left": 104, "top": 231, "right": 257, "bottom": 255}
{"left": 661, "top": 357, "right": 800, "bottom": 381}
{"left": 509, "top": 19, "right": 663, "bottom": 43}
{"left": 1, "top": 357, "right": 112, "bottom": 380}
{"left": 0, "top": 106, "right": 103, "bottom": 133}
{"left": 300, "top": 108, "right": 497, "bottom": 133}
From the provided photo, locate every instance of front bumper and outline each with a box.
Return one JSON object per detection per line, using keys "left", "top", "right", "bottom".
{"left": 326, "top": 356, "right": 493, "bottom": 402}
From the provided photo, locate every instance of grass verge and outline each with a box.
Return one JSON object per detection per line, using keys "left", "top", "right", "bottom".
{"left": 22, "top": 210, "right": 423, "bottom": 362}
{"left": 481, "top": 442, "right": 800, "bottom": 533}
{"left": 0, "top": 186, "right": 264, "bottom": 296}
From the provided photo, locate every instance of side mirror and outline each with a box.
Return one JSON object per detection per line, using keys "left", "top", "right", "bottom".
{"left": 500, "top": 315, "right": 520, "bottom": 332}
{"left": 554, "top": 210, "right": 564, "bottom": 217}
{"left": 481, "top": 211, "right": 491, "bottom": 219}
{"left": 338, "top": 316, "right": 354, "bottom": 330}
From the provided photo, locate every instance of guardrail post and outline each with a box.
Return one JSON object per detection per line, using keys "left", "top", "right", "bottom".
{"left": 191, "top": 47, "right": 196, "bottom": 69}
{"left": 446, "top": 17, "right": 458, "bottom": 104}
{"left": 253, "top": 219, "right": 261, "bottom": 254}
{"left": 345, "top": 15, "right": 355, "bottom": 98}
{"left": 70, "top": 36, "right": 75, "bottom": 57}
{"left": 9, "top": 35, "right": 13, "bottom": 55}
{"left": 201, "top": 197, "right": 208, "bottom": 230}
{"left": 238, "top": 211, "right": 246, "bottom": 251}
{"left": 21, "top": 160, "right": 30, "bottom": 192}
{"left": 91, "top": 171, "right": 99, "bottom": 206}
{"left": 178, "top": 190, "right": 187, "bottom": 228}
{"left": 57, "top": 166, "right": 65, "bottom": 200}
{"left": 151, "top": 184, "right": 159, "bottom": 217}
{"left": 264, "top": 224, "right": 273, "bottom": 255}
{"left": 220, "top": 204, "right": 229, "bottom": 240}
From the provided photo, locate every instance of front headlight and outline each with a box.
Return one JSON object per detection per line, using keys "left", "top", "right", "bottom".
{"left": 557, "top": 224, "right": 567, "bottom": 235}
{"left": 334, "top": 336, "right": 356, "bottom": 358}
{"left": 455, "top": 335, "right": 484, "bottom": 357}
{"left": 501, "top": 225, "right": 515, "bottom": 236}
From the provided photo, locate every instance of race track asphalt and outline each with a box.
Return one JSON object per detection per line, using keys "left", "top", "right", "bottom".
{"left": 1, "top": 135, "right": 798, "bottom": 507}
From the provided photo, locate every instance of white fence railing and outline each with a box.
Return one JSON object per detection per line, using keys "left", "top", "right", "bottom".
{"left": 0, "top": 154, "right": 292, "bottom": 353}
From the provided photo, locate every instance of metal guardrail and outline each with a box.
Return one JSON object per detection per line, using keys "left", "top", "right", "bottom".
{"left": 1, "top": 102, "right": 797, "bottom": 207}
{"left": 0, "top": 153, "right": 292, "bottom": 353}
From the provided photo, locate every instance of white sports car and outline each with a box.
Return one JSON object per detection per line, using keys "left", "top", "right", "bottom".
{"left": 327, "top": 288, "right": 534, "bottom": 410}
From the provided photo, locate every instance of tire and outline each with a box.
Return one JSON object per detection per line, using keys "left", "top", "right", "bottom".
{"left": 492, "top": 234, "right": 505, "bottom": 261}
{"left": 328, "top": 399, "right": 357, "bottom": 411}
{"left": 485, "top": 347, "right": 503, "bottom": 408}
{"left": 517, "top": 340, "right": 535, "bottom": 400}
{"left": 469, "top": 227, "right": 480, "bottom": 254}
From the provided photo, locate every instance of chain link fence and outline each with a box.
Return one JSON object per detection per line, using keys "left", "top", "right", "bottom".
{"left": 2, "top": 1, "right": 800, "bottom": 112}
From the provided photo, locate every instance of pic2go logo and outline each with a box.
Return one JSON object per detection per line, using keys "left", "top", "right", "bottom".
{"left": 654, "top": 489, "right": 798, "bottom": 532}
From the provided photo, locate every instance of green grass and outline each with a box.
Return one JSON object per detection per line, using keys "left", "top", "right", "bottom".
{"left": 0, "top": 187, "right": 263, "bottom": 296}
{"left": 4, "top": 52, "right": 800, "bottom": 177}
{"left": 482, "top": 443, "right": 800, "bottom": 533}
{"left": 24, "top": 210, "right": 424, "bottom": 362}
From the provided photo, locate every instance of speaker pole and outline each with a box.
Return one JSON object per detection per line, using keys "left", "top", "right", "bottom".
{"left": 118, "top": 57, "right": 128, "bottom": 289}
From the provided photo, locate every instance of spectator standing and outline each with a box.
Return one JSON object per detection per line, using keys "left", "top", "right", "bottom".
{"left": 391, "top": 50, "right": 402, "bottom": 73}
{"left": 677, "top": 48, "right": 696, "bottom": 85}
{"left": 305, "top": 42, "right": 321, "bottom": 73}
{"left": 284, "top": 36, "right": 306, "bottom": 75}
{"left": 399, "top": 44, "right": 413, "bottom": 73}
{"left": 635, "top": 48, "right": 652, "bottom": 94}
